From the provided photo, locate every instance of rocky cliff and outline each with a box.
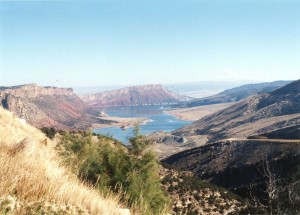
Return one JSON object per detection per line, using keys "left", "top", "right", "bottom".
{"left": 0, "top": 84, "right": 73, "bottom": 98}
{"left": 81, "top": 84, "right": 190, "bottom": 107}
{"left": 0, "top": 84, "right": 110, "bottom": 129}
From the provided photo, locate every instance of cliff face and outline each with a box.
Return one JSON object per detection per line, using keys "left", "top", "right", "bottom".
{"left": 81, "top": 84, "right": 189, "bottom": 107}
{"left": 0, "top": 84, "right": 73, "bottom": 98}
{"left": 0, "top": 84, "right": 108, "bottom": 129}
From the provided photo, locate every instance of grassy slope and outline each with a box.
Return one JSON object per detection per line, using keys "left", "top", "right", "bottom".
{"left": 0, "top": 107, "right": 128, "bottom": 215}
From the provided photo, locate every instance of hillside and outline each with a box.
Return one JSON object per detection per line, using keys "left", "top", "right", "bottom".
{"left": 162, "top": 138, "right": 300, "bottom": 214}
{"left": 173, "top": 80, "right": 292, "bottom": 108}
{"left": 174, "top": 79, "right": 300, "bottom": 142}
{"left": 0, "top": 84, "right": 111, "bottom": 130}
{"left": 160, "top": 168, "right": 252, "bottom": 215}
{"left": 161, "top": 80, "right": 300, "bottom": 214}
{"left": 0, "top": 107, "right": 128, "bottom": 214}
{"left": 81, "top": 84, "right": 190, "bottom": 107}
{"left": 163, "top": 138, "right": 300, "bottom": 189}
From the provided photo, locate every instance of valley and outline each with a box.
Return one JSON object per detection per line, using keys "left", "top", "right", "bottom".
{"left": 2, "top": 2, "right": 299, "bottom": 214}
{"left": 0, "top": 79, "right": 299, "bottom": 215}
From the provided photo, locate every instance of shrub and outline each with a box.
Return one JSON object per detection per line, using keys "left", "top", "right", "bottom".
{"left": 59, "top": 131, "right": 170, "bottom": 215}
{"left": 40, "top": 127, "right": 56, "bottom": 139}
{"left": 128, "top": 125, "right": 151, "bottom": 156}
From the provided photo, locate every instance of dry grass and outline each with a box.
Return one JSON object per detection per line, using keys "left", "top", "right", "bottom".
{"left": 0, "top": 107, "right": 129, "bottom": 215}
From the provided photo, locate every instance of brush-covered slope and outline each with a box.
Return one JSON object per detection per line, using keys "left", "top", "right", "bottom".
{"left": 160, "top": 168, "right": 250, "bottom": 215}
{"left": 162, "top": 138, "right": 300, "bottom": 213}
{"left": 81, "top": 84, "right": 190, "bottom": 107}
{"left": 175, "top": 80, "right": 300, "bottom": 141}
{"left": 0, "top": 84, "right": 110, "bottom": 130}
{"left": 0, "top": 107, "right": 128, "bottom": 214}
{"left": 173, "top": 80, "right": 292, "bottom": 108}
{"left": 163, "top": 138, "right": 300, "bottom": 188}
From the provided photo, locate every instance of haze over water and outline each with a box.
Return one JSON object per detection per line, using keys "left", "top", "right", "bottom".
{"left": 93, "top": 106, "right": 191, "bottom": 143}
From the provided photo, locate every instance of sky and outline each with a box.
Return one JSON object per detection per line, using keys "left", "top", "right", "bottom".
{"left": 0, "top": 0, "right": 299, "bottom": 87}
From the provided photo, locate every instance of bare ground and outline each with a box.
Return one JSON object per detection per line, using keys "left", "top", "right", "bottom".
{"left": 92, "top": 115, "right": 149, "bottom": 129}
{"left": 166, "top": 103, "right": 235, "bottom": 121}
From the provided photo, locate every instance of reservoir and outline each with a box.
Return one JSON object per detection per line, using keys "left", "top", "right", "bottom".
{"left": 93, "top": 106, "right": 191, "bottom": 143}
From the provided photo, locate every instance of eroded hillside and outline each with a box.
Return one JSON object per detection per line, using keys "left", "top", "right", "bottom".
{"left": 163, "top": 138, "right": 300, "bottom": 214}
{"left": 0, "top": 84, "right": 112, "bottom": 130}
{"left": 175, "top": 80, "right": 300, "bottom": 142}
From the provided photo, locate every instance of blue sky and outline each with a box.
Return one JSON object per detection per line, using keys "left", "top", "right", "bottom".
{"left": 0, "top": 0, "right": 299, "bottom": 87}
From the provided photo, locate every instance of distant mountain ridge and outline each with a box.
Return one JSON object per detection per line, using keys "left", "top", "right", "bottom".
{"left": 81, "top": 84, "right": 190, "bottom": 107}
{"left": 174, "top": 79, "right": 300, "bottom": 142}
{"left": 0, "top": 84, "right": 73, "bottom": 98}
{"left": 173, "top": 80, "right": 292, "bottom": 108}
{"left": 0, "top": 84, "right": 109, "bottom": 129}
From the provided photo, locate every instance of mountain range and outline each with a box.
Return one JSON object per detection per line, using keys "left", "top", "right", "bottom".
{"left": 0, "top": 83, "right": 191, "bottom": 129}
{"left": 174, "top": 79, "right": 300, "bottom": 142}
{"left": 172, "top": 80, "right": 292, "bottom": 108}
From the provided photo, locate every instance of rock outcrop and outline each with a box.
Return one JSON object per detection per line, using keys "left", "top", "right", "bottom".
{"left": 81, "top": 84, "right": 190, "bottom": 107}
{"left": 0, "top": 84, "right": 73, "bottom": 98}
{"left": 0, "top": 84, "right": 110, "bottom": 129}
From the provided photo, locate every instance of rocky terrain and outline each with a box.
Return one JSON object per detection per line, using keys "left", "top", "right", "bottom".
{"left": 163, "top": 137, "right": 300, "bottom": 187}
{"left": 0, "top": 84, "right": 111, "bottom": 130}
{"left": 148, "top": 131, "right": 208, "bottom": 159}
{"left": 81, "top": 84, "right": 190, "bottom": 107}
{"left": 172, "top": 80, "right": 292, "bottom": 108}
{"left": 174, "top": 79, "right": 300, "bottom": 142}
{"left": 162, "top": 137, "right": 300, "bottom": 213}
{"left": 160, "top": 168, "right": 251, "bottom": 215}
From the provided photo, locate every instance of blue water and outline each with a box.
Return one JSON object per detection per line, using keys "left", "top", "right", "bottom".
{"left": 93, "top": 106, "right": 191, "bottom": 144}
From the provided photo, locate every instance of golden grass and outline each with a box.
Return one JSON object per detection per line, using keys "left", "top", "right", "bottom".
{"left": 0, "top": 107, "right": 129, "bottom": 215}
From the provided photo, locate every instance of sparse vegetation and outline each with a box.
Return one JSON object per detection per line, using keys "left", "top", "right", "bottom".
{"left": 160, "top": 168, "right": 248, "bottom": 215}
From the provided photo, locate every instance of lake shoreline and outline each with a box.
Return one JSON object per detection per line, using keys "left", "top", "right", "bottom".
{"left": 92, "top": 115, "right": 150, "bottom": 130}
{"left": 165, "top": 102, "right": 235, "bottom": 121}
{"left": 92, "top": 105, "right": 192, "bottom": 143}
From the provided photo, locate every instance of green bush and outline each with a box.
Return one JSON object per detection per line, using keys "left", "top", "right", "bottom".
{"left": 40, "top": 127, "right": 56, "bottom": 139}
{"left": 59, "top": 131, "right": 170, "bottom": 215}
{"left": 128, "top": 125, "right": 151, "bottom": 156}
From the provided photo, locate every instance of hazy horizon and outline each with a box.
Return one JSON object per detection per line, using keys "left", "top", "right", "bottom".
{"left": 1, "top": 1, "right": 299, "bottom": 87}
